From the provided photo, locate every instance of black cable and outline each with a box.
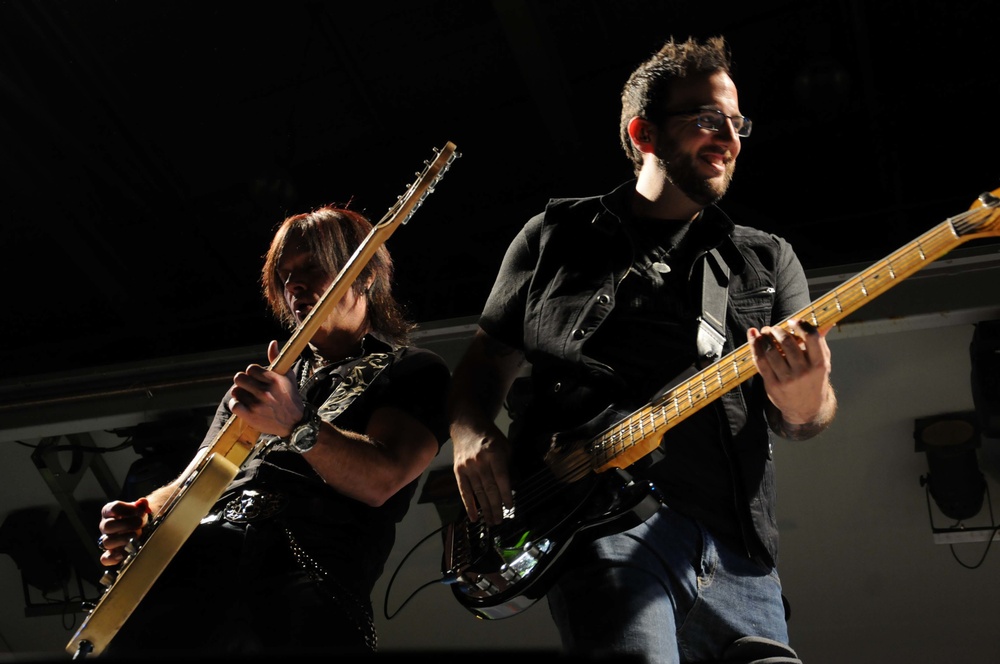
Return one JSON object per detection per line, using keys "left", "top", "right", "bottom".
{"left": 382, "top": 523, "right": 454, "bottom": 621}
{"left": 947, "top": 483, "right": 998, "bottom": 569}
{"left": 949, "top": 525, "right": 1000, "bottom": 569}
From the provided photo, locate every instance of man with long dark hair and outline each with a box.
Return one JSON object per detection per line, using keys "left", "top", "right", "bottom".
{"left": 98, "top": 205, "right": 450, "bottom": 655}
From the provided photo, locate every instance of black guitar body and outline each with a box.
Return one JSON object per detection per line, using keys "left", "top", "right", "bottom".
{"left": 443, "top": 463, "right": 663, "bottom": 619}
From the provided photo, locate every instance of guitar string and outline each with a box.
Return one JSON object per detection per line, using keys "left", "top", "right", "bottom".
{"left": 485, "top": 201, "right": 999, "bottom": 525}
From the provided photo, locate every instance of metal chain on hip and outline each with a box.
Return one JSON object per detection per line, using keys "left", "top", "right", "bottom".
{"left": 284, "top": 527, "right": 377, "bottom": 652}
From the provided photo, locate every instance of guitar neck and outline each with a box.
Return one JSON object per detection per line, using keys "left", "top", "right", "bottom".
{"left": 590, "top": 206, "right": 994, "bottom": 472}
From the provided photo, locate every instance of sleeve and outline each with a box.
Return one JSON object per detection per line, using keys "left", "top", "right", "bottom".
{"left": 478, "top": 213, "right": 544, "bottom": 350}
{"left": 376, "top": 347, "right": 451, "bottom": 449}
{"left": 770, "top": 236, "right": 812, "bottom": 325}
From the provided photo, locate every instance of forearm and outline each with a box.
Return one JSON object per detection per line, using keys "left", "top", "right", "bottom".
{"left": 145, "top": 482, "right": 182, "bottom": 517}
{"left": 447, "top": 329, "right": 524, "bottom": 523}
{"left": 447, "top": 329, "right": 524, "bottom": 444}
{"left": 767, "top": 382, "right": 837, "bottom": 441}
{"left": 300, "top": 407, "right": 438, "bottom": 507}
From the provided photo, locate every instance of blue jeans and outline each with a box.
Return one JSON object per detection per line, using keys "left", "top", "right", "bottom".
{"left": 547, "top": 505, "right": 788, "bottom": 664}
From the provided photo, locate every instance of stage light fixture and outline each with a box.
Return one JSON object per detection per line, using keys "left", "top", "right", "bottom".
{"left": 916, "top": 411, "right": 986, "bottom": 522}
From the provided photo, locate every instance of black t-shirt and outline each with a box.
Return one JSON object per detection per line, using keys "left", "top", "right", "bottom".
{"left": 585, "top": 215, "right": 697, "bottom": 403}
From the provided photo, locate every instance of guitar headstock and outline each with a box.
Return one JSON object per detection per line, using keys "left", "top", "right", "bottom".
{"left": 961, "top": 186, "right": 1000, "bottom": 239}
{"left": 268, "top": 142, "right": 458, "bottom": 376}
{"left": 377, "top": 142, "right": 460, "bottom": 230}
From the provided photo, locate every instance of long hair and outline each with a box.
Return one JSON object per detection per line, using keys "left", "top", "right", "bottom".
{"left": 619, "top": 36, "right": 734, "bottom": 175}
{"left": 261, "top": 205, "right": 413, "bottom": 347}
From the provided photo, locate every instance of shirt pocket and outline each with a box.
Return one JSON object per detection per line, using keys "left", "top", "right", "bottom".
{"left": 729, "top": 284, "right": 777, "bottom": 330}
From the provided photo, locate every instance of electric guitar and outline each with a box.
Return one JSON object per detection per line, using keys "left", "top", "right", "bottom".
{"left": 443, "top": 187, "right": 1000, "bottom": 620}
{"left": 66, "top": 142, "right": 459, "bottom": 658}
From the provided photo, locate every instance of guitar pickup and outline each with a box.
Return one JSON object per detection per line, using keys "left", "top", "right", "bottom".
{"left": 499, "top": 538, "right": 553, "bottom": 581}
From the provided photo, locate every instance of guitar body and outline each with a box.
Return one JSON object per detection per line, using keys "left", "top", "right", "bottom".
{"left": 444, "top": 460, "right": 662, "bottom": 619}
{"left": 67, "top": 450, "right": 239, "bottom": 656}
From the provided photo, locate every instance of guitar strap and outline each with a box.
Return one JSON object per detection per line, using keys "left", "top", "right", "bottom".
{"left": 647, "top": 247, "right": 731, "bottom": 406}
{"left": 697, "top": 243, "right": 753, "bottom": 438}
{"left": 315, "top": 352, "right": 393, "bottom": 420}
{"left": 695, "top": 246, "right": 731, "bottom": 368}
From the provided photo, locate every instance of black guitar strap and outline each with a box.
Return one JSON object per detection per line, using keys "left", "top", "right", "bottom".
{"left": 647, "top": 247, "right": 732, "bottom": 407}
{"left": 695, "top": 246, "right": 731, "bottom": 368}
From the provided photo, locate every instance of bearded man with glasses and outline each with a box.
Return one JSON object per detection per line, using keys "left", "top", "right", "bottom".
{"left": 448, "top": 36, "right": 836, "bottom": 664}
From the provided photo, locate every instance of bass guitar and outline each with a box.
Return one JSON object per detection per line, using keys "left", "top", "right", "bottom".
{"left": 66, "top": 141, "right": 459, "bottom": 658}
{"left": 443, "top": 186, "right": 1000, "bottom": 620}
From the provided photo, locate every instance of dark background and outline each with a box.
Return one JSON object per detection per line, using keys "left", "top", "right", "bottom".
{"left": 3, "top": 0, "right": 998, "bottom": 381}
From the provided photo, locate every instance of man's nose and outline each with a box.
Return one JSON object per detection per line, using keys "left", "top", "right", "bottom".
{"left": 284, "top": 271, "right": 306, "bottom": 290}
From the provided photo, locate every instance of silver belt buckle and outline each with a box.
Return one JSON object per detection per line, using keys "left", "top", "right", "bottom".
{"left": 223, "top": 489, "right": 288, "bottom": 523}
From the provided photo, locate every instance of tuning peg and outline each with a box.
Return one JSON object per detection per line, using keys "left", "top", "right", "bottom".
{"left": 99, "top": 570, "right": 117, "bottom": 588}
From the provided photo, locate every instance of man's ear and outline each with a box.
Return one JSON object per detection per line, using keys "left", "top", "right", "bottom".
{"left": 626, "top": 116, "right": 656, "bottom": 153}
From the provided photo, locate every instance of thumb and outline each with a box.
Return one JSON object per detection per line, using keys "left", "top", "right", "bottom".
{"left": 267, "top": 340, "right": 297, "bottom": 382}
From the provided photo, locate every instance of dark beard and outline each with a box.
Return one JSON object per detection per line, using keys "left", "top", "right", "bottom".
{"left": 656, "top": 149, "right": 734, "bottom": 207}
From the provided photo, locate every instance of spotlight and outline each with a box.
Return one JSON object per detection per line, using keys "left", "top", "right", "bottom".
{"left": 916, "top": 412, "right": 986, "bottom": 521}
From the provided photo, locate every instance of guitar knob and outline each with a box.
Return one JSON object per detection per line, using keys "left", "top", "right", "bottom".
{"left": 124, "top": 538, "right": 139, "bottom": 556}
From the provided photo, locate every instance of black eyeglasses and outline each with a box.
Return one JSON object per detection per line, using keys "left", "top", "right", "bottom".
{"left": 660, "top": 108, "right": 752, "bottom": 137}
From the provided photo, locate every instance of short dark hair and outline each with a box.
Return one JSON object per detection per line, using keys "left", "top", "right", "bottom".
{"left": 261, "top": 205, "right": 413, "bottom": 346}
{"left": 619, "top": 36, "right": 734, "bottom": 174}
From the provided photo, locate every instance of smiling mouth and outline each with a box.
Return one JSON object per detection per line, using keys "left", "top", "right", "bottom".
{"left": 701, "top": 150, "right": 732, "bottom": 171}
